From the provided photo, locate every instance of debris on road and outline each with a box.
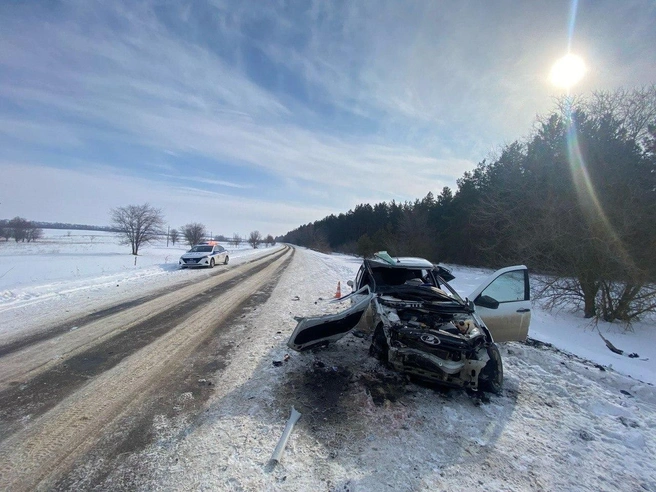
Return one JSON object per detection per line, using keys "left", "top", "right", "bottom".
{"left": 270, "top": 406, "right": 302, "bottom": 464}
{"left": 273, "top": 354, "right": 291, "bottom": 367}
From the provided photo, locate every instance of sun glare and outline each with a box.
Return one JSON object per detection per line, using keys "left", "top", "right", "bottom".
{"left": 550, "top": 53, "right": 586, "bottom": 89}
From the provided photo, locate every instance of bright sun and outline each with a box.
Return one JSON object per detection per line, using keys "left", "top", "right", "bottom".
{"left": 550, "top": 53, "right": 587, "bottom": 89}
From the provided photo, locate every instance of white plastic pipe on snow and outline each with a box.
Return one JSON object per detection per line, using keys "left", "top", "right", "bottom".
{"left": 270, "top": 406, "right": 302, "bottom": 464}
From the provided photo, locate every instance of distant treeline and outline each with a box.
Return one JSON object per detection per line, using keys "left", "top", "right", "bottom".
{"left": 0, "top": 219, "right": 119, "bottom": 233}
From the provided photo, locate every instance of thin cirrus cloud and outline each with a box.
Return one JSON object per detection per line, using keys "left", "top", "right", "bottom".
{"left": 1, "top": 0, "right": 655, "bottom": 236}
{"left": 161, "top": 175, "right": 253, "bottom": 190}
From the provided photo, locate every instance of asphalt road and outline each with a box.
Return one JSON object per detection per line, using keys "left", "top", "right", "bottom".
{"left": 0, "top": 246, "right": 293, "bottom": 491}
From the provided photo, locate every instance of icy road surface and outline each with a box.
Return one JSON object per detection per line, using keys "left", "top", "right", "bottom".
{"left": 0, "top": 236, "right": 654, "bottom": 490}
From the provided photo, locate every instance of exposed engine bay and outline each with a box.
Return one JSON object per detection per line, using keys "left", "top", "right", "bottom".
{"left": 371, "top": 293, "right": 493, "bottom": 391}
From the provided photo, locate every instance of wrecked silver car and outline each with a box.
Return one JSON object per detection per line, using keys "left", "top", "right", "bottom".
{"left": 288, "top": 252, "right": 531, "bottom": 394}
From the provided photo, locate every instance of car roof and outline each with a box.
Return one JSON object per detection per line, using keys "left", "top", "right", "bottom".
{"left": 366, "top": 253, "right": 434, "bottom": 269}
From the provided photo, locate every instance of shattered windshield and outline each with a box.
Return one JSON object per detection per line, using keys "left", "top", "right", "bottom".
{"left": 371, "top": 267, "right": 431, "bottom": 288}
{"left": 369, "top": 265, "right": 464, "bottom": 305}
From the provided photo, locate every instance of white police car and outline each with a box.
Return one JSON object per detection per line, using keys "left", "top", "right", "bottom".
{"left": 179, "top": 242, "right": 229, "bottom": 268}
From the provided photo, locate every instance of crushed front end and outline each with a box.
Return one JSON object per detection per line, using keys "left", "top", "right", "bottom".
{"left": 373, "top": 294, "right": 492, "bottom": 391}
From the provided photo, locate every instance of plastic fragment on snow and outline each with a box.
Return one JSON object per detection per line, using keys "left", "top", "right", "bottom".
{"left": 270, "top": 406, "right": 302, "bottom": 464}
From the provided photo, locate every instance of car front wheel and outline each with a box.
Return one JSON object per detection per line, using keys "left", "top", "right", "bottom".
{"left": 209, "top": 258, "right": 215, "bottom": 268}
{"left": 478, "top": 343, "right": 503, "bottom": 395}
{"left": 224, "top": 255, "right": 229, "bottom": 265}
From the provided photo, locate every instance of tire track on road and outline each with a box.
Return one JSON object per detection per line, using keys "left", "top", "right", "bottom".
{"left": 0, "top": 247, "right": 285, "bottom": 357}
{"left": 0, "top": 247, "right": 293, "bottom": 491}
{"left": 0, "top": 247, "right": 288, "bottom": 394}
{"left": 0, "top": 247, "right": 289, "bottom": 441}
{"left": 54, "top": 260, "right": 290, "bottom": 490}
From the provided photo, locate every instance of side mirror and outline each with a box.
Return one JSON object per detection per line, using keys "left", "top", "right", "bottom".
{"left": 347, "top": 280, "right": 354, "bottom": 288}
{"left": 474, "top": 294, "right": 500, "bottom": 310}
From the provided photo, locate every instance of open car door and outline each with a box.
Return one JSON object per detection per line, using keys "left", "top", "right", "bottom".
{"left": 468, "top": 265, "right": 531, "bottom": 343}
{"left": 288, "top": 288, "right": 373, "bottom": 351}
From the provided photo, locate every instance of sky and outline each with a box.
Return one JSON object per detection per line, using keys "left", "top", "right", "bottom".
{"left": 1, "top": 0, "right": 655, "bottom": 237}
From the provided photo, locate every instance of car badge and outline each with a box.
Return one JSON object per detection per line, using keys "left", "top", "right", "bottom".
{"left": 420, "top": 334, "right": 441, "bottom": 346}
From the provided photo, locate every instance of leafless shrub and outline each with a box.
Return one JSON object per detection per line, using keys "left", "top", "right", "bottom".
{"left": 534, "top": 274, "right": 656, "bottom": 330}
{"left": 533, "top": 276, "right": 588, "bottom": 313}
{"left": 26, "top": 227, "right": 43, "bottom": 242}
{"left": 598, "top": 281, "right": 656, "bottom": 324}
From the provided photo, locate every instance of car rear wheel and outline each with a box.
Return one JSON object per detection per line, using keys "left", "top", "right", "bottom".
{"left": 478, "top": 343, "right": 503, "bottom": 395}
{"left": 209, "top": 258, "right": 215, "bottom": 268}
{"left": 224, "top": 255, "right": 229, "bottom": 265}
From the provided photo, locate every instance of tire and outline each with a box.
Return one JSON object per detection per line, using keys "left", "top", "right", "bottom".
{"left": 209, "top": 258, "right": 215, "bottom": 268}
{"left": 478, "top": 343, "right": 503, "bottom": 395}
{"left": 224, "top": 255, "right": 229, "bottom": 265}
{"left": 369, "top": 323, "right": 389, "bottom": 362}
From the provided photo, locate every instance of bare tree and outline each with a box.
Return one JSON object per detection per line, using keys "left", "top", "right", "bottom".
{"left": 248, "top": 230, "right": 262, "bottom": 248}
{"left": 585, "top": 85, "right": 656, "bottom": 142}
{"left": 232, "top": 233, "right": 243, "bottom": 247}
{"left": 8, "top": 217, "right": 30, "bottom": 242}
{"left": 169, "top": 228, "right": 179, "bottom": 245}
{"left": 264, "top": 234, "right": 275, "bottom": 247}
{"left": 110, "top": 204, "right": 165, "bottom": 255}
{"left": 182, "top": 223, "right": 206, "bottom": 247}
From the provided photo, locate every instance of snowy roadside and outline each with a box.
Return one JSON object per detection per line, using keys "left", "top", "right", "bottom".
{"left": 122, "top": 247, "right": 656, "bottom": 491}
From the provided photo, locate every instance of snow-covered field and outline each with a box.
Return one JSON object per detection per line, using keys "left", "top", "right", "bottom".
{"left": 2, "top": 232, "right": 655, "bottom": 490}
{"left": 0, "top": 231, "right": 276, "bottom": 344}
